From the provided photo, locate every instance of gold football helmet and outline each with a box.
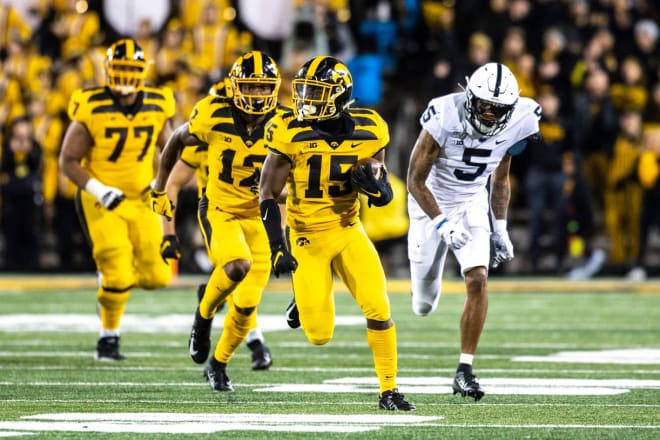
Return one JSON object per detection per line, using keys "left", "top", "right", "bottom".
{"left": 292, "top": 56, "right": 353, "bottom": 121}
{"left": 105, "top": 39, "right": 148, "bottom": 95}
{"left": 228, "top": 51, "right": 281, "bottom": 114}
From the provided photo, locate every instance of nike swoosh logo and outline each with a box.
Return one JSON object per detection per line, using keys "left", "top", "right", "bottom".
{"left": 362, "top": 189, "right": 381, "bottom": 198}
{"left": 189, "top": 342, "right": 198, "bottom": 356}
{"left": 262, "top": 211, "right": 268, "bottom": 221}
{"left": 495, "top": 140, "right": 506, "bottom": 145}
{"left": 351, "top": 142, "right": 362, "bottom": 148}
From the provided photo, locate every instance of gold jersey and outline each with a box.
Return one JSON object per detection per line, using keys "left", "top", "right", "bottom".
{"left": 67, "top": 86, "right": 176, "bottom": 199}
{"left": 180, "top": 143, "right": 209, "bottom": 198}
{"left": 266, "top": 108, "right": 390, "bottom": 232}
{"left": 188, "top": 95, "right": 277, "bottom": 217}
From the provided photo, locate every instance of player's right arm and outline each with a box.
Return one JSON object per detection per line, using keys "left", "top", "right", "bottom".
{"left": 407, "top": 127, "right": 471, "bottom": 250}
{"left": 59, "top": 120, "right": 125, "bottom": 210}
{"left": 407, "top": 128, "right": 442, "bottom": 219}
{"left": 151, "top": 122, "right": 201, "bottom": 219}
{"left": 259, "top": 151, "right": 297, "bottom": 277}
{"left": 162, "top": 159, "right": 197, "bottom": 235}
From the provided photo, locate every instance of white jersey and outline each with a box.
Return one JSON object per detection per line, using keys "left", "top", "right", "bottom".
{"left": 418, "top": 92, "right": 540, "bottom": 210}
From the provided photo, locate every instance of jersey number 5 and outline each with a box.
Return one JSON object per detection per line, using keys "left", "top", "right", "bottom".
{"left": 454, "top": 147, "right": 491, "bottom": 182}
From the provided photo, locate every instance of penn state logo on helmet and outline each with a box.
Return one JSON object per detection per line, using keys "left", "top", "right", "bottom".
{"left": 292, "top": 56, "right": 353, "bottom": 121}
{"left": 464, "top": 63, "right": 519, "bottom": 136}
{"left": 105, "top": 38, "right": 148, "bottom": 95}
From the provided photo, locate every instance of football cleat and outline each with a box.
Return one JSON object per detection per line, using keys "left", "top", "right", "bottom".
{"left": 95, "top": 336, "right": 126, "bottom": 361}
{"left": 247, "top": 339, "right": 273, "bottom": 371}
{"left": 452, "top": 370, "right": 485, "bottom": 401}
{"left": 378, "top": 389, "right": 416, "bottom": 411}
{"left": 285, "top": 298, "right": 300, "bottom": 329}
{"left": 204, "top": 361, "right": 234, "bottom": 392}
{"left": 189, "top": 307, "right": 212, "bottom": 364}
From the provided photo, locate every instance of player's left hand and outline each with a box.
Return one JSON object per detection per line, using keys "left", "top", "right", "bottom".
{"left": 151, "top": 189, "right": 174, "bottom": 221}
{"left": 491, "top": 229, "right": 514, "bottom": 268}
{"left": 160, "top": 234, "right": 181, "bottom": 262}
{"left": 352, "top": 165, "right": 393, "bottom": 207}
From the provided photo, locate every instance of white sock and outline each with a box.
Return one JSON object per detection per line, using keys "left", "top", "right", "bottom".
{"left": 459, "top": 353, "right": 474, "bottom": 366}
{"left": 100, "top": 329, "right": 120, "bottom": 338}
{"left": 246, "top": 328, "right": 264, "bottom": 344}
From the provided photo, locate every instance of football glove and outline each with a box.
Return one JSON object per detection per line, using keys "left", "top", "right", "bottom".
{"left": 351, "top": 164, "right": 393, "bottom": 207}
{"left": 433, "top": 214, "right": 472, "bottom": 250}
{"left": 85, "top": 178, "right": 125, "bottom": 210}
{"left": 150, "top": 189, "right": 174, "bottom": 221}
{"left": 491, "top": 220, "right": 514, "bottom": 268}
{"left": 160, "top": 234, "right": 181, "bottom": 262}
{"left": 270, "top": 243, "right": 298, "bottom": 278}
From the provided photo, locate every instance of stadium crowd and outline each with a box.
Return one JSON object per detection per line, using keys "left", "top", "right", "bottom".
{"left": 0, "top": 0, "right": 659, "bottom": 278}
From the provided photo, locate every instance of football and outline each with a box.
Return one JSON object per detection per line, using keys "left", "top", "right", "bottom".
{"left": 352, "top": 157, "right": 383, "bottom": 181}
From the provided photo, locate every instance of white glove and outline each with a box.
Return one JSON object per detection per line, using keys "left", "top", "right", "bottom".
{"left": 491, "top": 219, "right": 514, "bottom": 268}
{"left": 85, "top": 178, "right": 125, "bottom": 210}
{"left": 433, "top": 214, "right": 472, "bottom": 250}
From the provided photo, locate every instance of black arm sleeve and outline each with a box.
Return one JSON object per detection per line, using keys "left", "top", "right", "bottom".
{"left": 259, "top": 198, "right": 284, "bottom": 248}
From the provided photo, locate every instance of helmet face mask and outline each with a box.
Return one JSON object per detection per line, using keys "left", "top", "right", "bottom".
{"left": 229, "top": 51, "right": 281, "bottom": 115}
{"left": 465, "top": 63, "right": 519, "bottom": 136}
{"left": 105, "top": 39, "right": 148, "bottom": 95}
{"left": 292, "top": 56, "right": 353, "bottom": 122}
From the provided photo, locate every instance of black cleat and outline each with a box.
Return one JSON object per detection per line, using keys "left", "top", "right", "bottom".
{"left": 452, "top": 370, "right": 485, "bottom": 401}
{"left": 197, "top": 283, "right": 224, "bottom": 313}
{"left": 247, "top": 339, "right": 272, "bottom": 370}
{"left": 203, "top": 361, "right": 234, "bottom": 392}
{"left": 95, "top": 336, "right": 126, "bottom": 361}
{"left": 378, "top": 389, "right": 416, "bottom": 411}
{"left": 285, "top": 298, "right": 300, "bottom": 329}
{"left": 189, "top": 307, "right": 213, "bottom": 364}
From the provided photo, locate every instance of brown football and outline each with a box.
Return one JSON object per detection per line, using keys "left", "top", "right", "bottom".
{"left": 352, "top": 157, "right": 383, "bottom": 181}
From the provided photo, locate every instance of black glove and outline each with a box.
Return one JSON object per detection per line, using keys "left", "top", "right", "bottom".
{"left": 352, "top": 165, "right": 393, "bottom": 207}
{"left": 160, "top": 234, "right": 181, "bottom": 262}
{"left": 270, "top": 242, "right": 298, "bottom": 277}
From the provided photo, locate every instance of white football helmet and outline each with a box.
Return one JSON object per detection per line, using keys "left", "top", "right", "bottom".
{"left": 465, "top": 63, "right": 519, "bottom": 136}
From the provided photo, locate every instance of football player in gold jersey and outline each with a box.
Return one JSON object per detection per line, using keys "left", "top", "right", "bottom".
{"left": 259, "top": 56, "right": 416, "bottom": 411}
{"left": 159, "top": 80, "right": 273, "bottom": 370}
{"left": 152, "top": 51, "right": 282, "bottom": 391}
{"left": 59, "top": 39, "right": 175, "bottom": 361}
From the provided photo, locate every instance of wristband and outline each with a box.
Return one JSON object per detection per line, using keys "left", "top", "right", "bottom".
{"left": 432, "top": 214, "right": 448, "bottom": 230}
{"left": 85, "top": 178, "right": 107, "bottom": 200}
{"left": 494, "top": 219, "right": 507, "bottom": 232}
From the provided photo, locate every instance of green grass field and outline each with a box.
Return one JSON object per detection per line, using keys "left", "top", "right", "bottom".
{"left": 1, "top": 276, "right": 659, "bottom": 439}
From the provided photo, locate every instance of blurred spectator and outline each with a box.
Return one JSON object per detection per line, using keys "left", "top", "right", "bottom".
{"left": 610, "top": 56, "right": 648, "bottom": 113}
{"left": 567, "top": 68, "right": 618, "bottom": 279}
{"left": 51, "top": 0, "right": 100, "bottom": 62}
{"left": 632, "top": 19, "right": 659, "bottom": 86}
{"left": 572, "top": 68, "right": 619, "bottom": 215}
{"left": 628, "top": 129, "right": 660, "bottom": 280}
{"left": 604, "top": 111, "right": 644, "bottom": 268}
{"left": 155, "top": 19, "right": 190, "bottom": 85}
{"left": 537, "top": 26, "right": 577, "bottom": 110}
{"left": 0, "top": 2, "right": 32, "bottom": 62}
{"left": 0, "top": 117, "right": 43, "bottom": 271}
{"left": 522, "top": 90, "right": 571, "bottom": 273}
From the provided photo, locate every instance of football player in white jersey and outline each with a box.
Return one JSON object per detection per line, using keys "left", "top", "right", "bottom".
{"left": 406, "top": 62, "right": 541, "bottom": 401}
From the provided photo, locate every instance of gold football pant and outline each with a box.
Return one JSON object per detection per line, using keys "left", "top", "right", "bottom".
{"left": 198, "top": 199, "right": 270, "bottom": 363}
{"left": 289, "top": 222, "right": 398, "bottom": 392}
{"left": 77, "top": 190, "right": 172, "bottom": 331}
